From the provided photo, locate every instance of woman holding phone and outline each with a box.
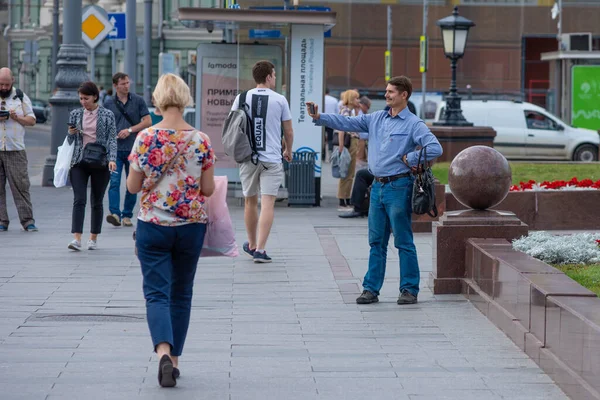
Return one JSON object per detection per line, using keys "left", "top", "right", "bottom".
{"left": 66, "top": 81, "right": 117, "bottom": 251}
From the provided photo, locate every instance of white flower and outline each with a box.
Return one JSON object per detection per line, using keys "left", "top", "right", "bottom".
{"left": 512, "top": 231, "right": 600, "bottom": 265}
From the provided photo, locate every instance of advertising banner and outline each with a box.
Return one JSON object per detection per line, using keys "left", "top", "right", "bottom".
{"left": 195, "top": 44, "right": 282, "bottom": 179}
{"left": 572, "top": 65, "right": 600, "bottom": 131}
{"left": 289, "top": 24, "right": 324, "bottom": 177}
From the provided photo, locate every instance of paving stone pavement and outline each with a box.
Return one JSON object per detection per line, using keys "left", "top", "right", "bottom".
{"left": 0, "top": 162, "right": 569, "bottom": 400}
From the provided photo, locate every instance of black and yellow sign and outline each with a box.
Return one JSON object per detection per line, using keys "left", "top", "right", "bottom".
{"left": 385, "top": 50, "right": 391, "bottom": 81}
{"left": 419, "top": 36, "right": 428, "bottom": 73}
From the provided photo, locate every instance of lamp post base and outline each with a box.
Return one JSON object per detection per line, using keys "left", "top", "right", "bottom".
{"left": 433, "top": 93, "right": 473, "bottom": 127}
{"left": 41, "top": 156, "right": 57, "bottom": 187}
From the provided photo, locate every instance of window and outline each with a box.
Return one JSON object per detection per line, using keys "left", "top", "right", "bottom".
{"left": 524, "top": 111, "right": 559, "bottom": 130}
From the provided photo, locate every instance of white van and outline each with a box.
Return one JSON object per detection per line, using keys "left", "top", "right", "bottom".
{"left": 434, "top": 100, "right": 600, "bottom": 161}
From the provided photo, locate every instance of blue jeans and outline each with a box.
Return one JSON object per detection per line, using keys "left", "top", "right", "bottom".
{"left": 108, "top": 150, "right": 137, "bottom": 219}
{"left": 136, "top": 220, "right": 207, "bottom": 356}
{"left": 363, "top": 177, "right": 420, "bottom": 296}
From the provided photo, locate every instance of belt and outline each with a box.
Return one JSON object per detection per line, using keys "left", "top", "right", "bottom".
{"left": 374, "top": 172, "right": 410, "bottom": 184}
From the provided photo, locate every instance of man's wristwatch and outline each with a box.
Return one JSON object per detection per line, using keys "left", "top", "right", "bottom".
{"left": 127, "top": 128, "right": 133, "bottom": 134}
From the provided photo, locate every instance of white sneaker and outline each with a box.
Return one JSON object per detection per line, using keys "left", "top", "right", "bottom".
{"left": 87, "top": 240, "right": 97, "bottom": 250}
{"left": 68, "top": 240, "right": 82, "bottom": 251}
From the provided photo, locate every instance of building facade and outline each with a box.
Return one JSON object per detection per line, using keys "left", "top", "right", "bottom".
{"left": 3, "top": 0, "right": 600, "bottom": 110}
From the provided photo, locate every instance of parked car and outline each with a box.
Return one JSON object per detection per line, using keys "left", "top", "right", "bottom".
{"left": 30, "top": 99, "right": 50, "bottom": 124}
{"left": 434, "top": 100, "right": 600, "bottom": 162}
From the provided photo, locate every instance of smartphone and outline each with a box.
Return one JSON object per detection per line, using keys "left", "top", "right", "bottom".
{"left": 0, "top": 110, "right": 9, "bottom": 118}
{"left": 308, "top": 103, "right": 316, "bottom": 115}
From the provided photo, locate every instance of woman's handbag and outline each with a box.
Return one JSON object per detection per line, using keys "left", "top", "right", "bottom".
{"left": 200, "top": 176, "right": 238, "bottom": 258}
{"left": 332, "top": 131, "right": 351, "bottom": 148}
{"left": 411, "top": 146, "right": 438, "bottom": 218}
{"left": 80, "top": 142, "right": 108, "bottom": 169}
{"left": 54, "top": 136, "right": 75, "bottom": 187}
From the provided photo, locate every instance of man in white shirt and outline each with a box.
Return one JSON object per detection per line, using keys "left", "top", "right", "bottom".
{"left": 324, "top": 88, "right": 338, "bottom": 157}
{"left": 231, "top": 60, "right": 294, "bottom": 263}
{"left": 0, "top": 67, "right": 38, "bottom": 232}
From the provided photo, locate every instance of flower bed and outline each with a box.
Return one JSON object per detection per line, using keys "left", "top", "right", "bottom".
{"left": 512, "top": 231, "right": 600, "bottom": 264}
{"left": 513, "top": 231, "right": 600, "bottom": 296}
{"left": 510, "top": 177, "right": 600, "bottom": 191}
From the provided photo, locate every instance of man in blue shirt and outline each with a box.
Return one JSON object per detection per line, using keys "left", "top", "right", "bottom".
{"left": 307, "top": 76, "right": 442, "bottom": 305}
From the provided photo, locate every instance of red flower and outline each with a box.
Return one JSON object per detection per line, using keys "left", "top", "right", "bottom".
{"left": 175, "top": 203, "right": 191, "bottom": 218}
{"left": 170, "top": 190, "right": 182, "bottom": 201}
{"left": 143, "top": 134, "right": 154, "bottom": 147}
{"left": 148, "top": 192, "right": 159, "bottom": 203}
{"left": 185, "top": 176, "right": 196, "bottom": 186}
{"left": 148, "top": 149, "right": 164, "bottom": 167}
{"left": 157, "top": 130, "right": 170, "bottom": 144}
{"left": 509, "top": 178, "right": 600, "bottom": 191}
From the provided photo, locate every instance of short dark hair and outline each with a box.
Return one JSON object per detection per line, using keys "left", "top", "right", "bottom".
{"left": 387, "top": 76, "right": 413, "bottom": 99}
{"left": 78, "top": 81, "right": 100, "bottom": 103}
{"left": 112, "top": 72, "right": 129, "bottom": 86}
{"left": 252, "top": 61, "right": 275, "bottom": 84}
{"left": 326, "top": 87, "right": 330, "bottom": 94}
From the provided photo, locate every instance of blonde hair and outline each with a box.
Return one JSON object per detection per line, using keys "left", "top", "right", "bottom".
{"left": 341, "top": 89, "right": 359, "bottom": 107}
{"left": 152, "top": 73, "right": 193, "bottom": 112}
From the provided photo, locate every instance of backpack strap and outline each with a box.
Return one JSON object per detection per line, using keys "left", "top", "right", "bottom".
{"left": 239, "top": 91, "right": 248, "bottom": 110}
{"left": 13, "top": 89, "right": 25, "bottom": 115}
{"left": 238, "top": 90, "right": 258, "bottom": 165}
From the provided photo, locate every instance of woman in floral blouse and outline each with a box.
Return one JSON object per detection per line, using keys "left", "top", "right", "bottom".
{"left": 126, "top": 74, "right": 215, "bottom": 388}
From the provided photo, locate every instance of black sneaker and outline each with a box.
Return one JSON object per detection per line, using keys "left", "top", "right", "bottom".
{"left": 242, "top": 242, "right": 255, "bottom": 258}
{"left": 397, "top": 290, "right": 418, "bottom": 305}
{"left": 253, "top": 251, "right": 272, "bottom": 263}
{"left": 356, "top": 290, "right": 379, "bottom": 304}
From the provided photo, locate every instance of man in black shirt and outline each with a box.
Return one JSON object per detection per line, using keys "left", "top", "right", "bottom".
{"left": 103, "top": 73, "right": 151, "bottom": 227}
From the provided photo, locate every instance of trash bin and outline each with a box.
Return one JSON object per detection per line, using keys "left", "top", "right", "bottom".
{"left": 287, "top": 152, "right": 316, "bottom": 206}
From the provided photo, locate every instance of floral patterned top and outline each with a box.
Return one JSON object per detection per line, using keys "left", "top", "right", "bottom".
{"left": 128, "top": 128, "right": 215, "bottom": 226}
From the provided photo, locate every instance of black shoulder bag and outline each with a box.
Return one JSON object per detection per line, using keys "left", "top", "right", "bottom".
{"left": 411, "top": 146, "right": 438, "bottom": 218}
{"left": 80, "top": 142, "right": 108, "bottom": 169}
{"left": 115, "top": 101, "right": 136, "bottom": 127}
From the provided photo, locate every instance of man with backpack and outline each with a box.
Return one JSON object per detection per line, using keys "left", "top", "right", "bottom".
{"left": 228, "top": 60, "right": 294, "bottom": 263}
{"left": 0, "top": 67, "right": 38, "bottom": 232}
{"left": 103, "top": 72, "right": 151, "bottom": 228}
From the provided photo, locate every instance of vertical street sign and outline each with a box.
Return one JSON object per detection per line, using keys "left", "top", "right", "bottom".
{"left": 107, "top": 12, "right": 126, "bottom": 40}
{"left": 420, "top": 36, "right": 428, "bottom": 73}
{"left": 384, "top": 50, "right": 391, "bottom": 82}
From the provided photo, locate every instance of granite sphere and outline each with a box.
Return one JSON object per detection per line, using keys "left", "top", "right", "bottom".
{"left": 448, "top": 146, "right": 512, "bottom": 210}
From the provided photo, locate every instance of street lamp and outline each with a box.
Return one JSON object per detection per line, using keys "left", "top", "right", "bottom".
{"left": 42, "top": 0, "right": 89, "bottom": 186}
{"left": 433, "top": 6, "right": 475, "bottom": 127}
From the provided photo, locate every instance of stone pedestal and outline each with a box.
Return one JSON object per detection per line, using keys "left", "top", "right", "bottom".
{"left": 428, "top": 125, "right": 496, "bottom": 163}
{"left": 429, "top": 209, "right": 528, "bottom": 294}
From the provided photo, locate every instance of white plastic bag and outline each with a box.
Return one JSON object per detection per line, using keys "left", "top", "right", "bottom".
{"left": 53, "top": 136, "right": 74, "bottom": 188}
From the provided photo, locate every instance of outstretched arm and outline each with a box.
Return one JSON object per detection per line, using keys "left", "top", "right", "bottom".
{"left": 306, "top": 102, "right": 370, "bottom": 138}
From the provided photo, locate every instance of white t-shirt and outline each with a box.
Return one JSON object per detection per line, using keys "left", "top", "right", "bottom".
{"left": 324, "top": 94, "right": 339, "bottom": 115}
{"left": 231, "top": 88, "right": 292, "bottom": 163}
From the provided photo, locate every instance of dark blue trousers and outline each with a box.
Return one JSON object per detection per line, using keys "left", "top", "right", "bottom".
{"left": 136, "top": 220, "right": 207, "bottom": 356}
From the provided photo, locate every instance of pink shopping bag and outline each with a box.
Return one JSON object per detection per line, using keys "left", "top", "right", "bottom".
{"left": 201, "top": 176, "right": 239, "bottom": 257}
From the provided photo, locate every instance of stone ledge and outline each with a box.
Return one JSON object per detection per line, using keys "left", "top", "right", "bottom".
{"left": 447, "top": 190, "right": 600, "bottom": 230}
{"left": 465, "top": 239, "right": 600, "bottom": 400}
